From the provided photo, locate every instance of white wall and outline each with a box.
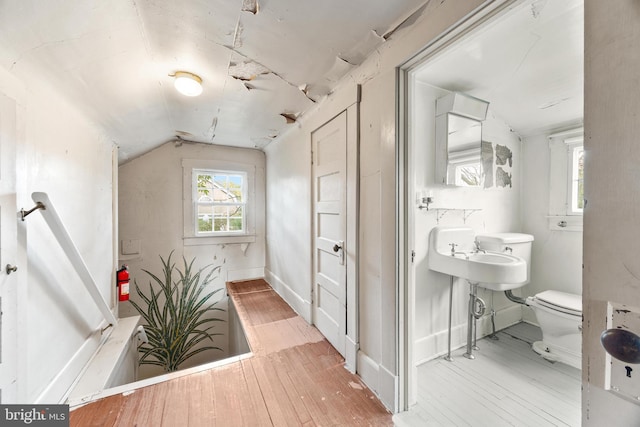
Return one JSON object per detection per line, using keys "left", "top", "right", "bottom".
{"left": 0, "top": 66, "right": 117, "bottom": 403}
{"left": 265, "top": 0, "right": 487, "bottom": 411}
{"left": 411, "top": 81, "right": 523, "bottom": 365}
{"left": 521, "top": 132, "right": 583, "bottom": 322}
{"left": 264, "top": 124, "right": 313, "bottom": 319}
{"left": 118, "top": 142, "right": 265, "bottom": 377}
{"left": 583, "top": 0, "right": 640, "bottom": 423}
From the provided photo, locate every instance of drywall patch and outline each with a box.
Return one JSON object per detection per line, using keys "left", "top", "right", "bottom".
{"left": 340, "top": 30, "right": 386, "bottom": 66}
{"left": 495, "top": 144, "right": 513, "bottom": 167}
{"left": 325, "top": 56, "right": 356, "bottom": 83}
{"left": 481, "top": 141, "right": 494, "bottom": 189}
{"left": 241, "top": 0, "right": 259, "bottom": 15}
{"left": 496, "top": 167, "right": 512, "bottom": 188}
{"left": 229, "top": 61, "right": 270, "bottom": 81}
{"left": 280, "top": 113, "right": 298, "bottom": 124}
{"left": 175, "top": 130, "right": 194, "bottom": 139}
{"left": 206, "top": 116, "right": 218, "bottom": 141}
{"left": 531, "top": 0, "right": 548, "bottom": 19}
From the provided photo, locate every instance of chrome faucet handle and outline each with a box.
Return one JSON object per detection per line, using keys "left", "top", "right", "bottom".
{"left": 449, "top": 243, "right": 458, "bottom": 254}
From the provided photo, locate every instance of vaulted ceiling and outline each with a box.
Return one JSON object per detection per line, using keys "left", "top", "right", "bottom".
{"left": 0, "top": 0, "right": 425, "bottom": 161}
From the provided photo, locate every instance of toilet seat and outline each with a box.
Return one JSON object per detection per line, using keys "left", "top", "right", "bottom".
{"left": 534, "top": 290, "right": 581, "bottom": 316}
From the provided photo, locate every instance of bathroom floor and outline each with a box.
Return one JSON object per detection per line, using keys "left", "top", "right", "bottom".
{"left": 394, "top": 322, "right": 581, "bottom": 427}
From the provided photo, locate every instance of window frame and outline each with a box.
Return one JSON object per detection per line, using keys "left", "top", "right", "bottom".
{"left": 565, "top": 137, "right": 584, "bottom": 215}
{"left": 193, "top": 169, "right": 247, "bottom": 235}
{"left": 548, "top": 128, "right": 584, "bottom": 231}
{"left": 183, "top": 159, "right": 256, "bottom": 245}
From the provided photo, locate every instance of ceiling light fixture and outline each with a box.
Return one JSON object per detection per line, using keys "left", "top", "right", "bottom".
{"left": 173, "top": 71, "right": 203, "bottom": 97}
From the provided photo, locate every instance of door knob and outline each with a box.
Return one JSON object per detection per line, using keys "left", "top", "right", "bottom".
{"left": 332, "top": 241, "right": 345, "bottom": 265}
{"left": 5, "top": 264, "right": 17, "bottom": 275}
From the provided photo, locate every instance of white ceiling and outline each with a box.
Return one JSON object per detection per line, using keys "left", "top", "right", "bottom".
{"left": 0, "top": 0, "right": 424, "bottom": 161}
{"left": 414, "top": 0, "right": 583, "bottom": 137}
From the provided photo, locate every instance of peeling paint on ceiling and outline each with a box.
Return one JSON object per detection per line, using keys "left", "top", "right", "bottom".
{"left": 0, "top": 0, "right": 426, "bottom": 162}
{"left": 228, "top": 61, "right": 271, "bottom": 81}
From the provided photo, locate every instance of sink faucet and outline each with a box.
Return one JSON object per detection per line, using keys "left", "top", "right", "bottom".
{"left": 449, "top": 243, "right": 468, "bottom": 257}
{"left": 474, "top": 240, "right": 486, "bottom": 253}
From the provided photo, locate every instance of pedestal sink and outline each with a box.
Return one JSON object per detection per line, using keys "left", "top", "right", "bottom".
{"left": 427, "top": 226, "right": 527, "bottom": 286}
{"left": 427, "top": 226, "right": 528, "bottom": 361}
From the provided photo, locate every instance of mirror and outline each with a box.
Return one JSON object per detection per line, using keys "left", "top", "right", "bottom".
{"left": 445, "top": 114, "right": 483, "bottom": 186}
{"left": 435, "top": 92, "right": 490, "bottom": 186}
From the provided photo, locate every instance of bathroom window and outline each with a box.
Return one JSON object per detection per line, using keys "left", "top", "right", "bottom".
{"left": 548, "top": 129, "right": 583, "bottom": 230}
{"left": 567, "top": 139, "right": 584, "bottom": 215}
{"left": 182, "top": 159, "right": 256, "bottom": 245}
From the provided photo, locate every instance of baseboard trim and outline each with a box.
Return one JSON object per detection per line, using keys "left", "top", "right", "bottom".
{"left": 414, "top": 304, "right": 523, "bottom": 366}
{"left": 379, "top": 364, "right": 398, "bottom": 412}
{"left": 345, "top": 336, "right": 358, "bottom": 373}
{"left": 36, "top": 325, "right": 107, "bottom": 404}
{"left": 227, "top": 267, "right": 265, "bottom": 282}
{"left": 264, "top": 269, "right": 312, "bottom": 323}
{"left": 357, "top": 350, "right": 397, "bottom": 411}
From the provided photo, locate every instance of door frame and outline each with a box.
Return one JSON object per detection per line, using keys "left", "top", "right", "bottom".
{"left": 0, "top": 69, "right": 27, "bottom": 403}
{"left": 311, "top": 110, "right": 348, "bottom": 357}
{"left": 310, "top": 85, "right": 361, "bottom": 372}
{"left": 395, "top": 0, "right": 522, "bottom": 411}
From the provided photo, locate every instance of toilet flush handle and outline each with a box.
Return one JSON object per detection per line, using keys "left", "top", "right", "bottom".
{"left": 504, "top": 246, "right": 513, "bottom": 254}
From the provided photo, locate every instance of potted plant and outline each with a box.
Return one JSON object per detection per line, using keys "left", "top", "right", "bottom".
{"left": 129, "top": 252, "right": 225, "bottom": 372}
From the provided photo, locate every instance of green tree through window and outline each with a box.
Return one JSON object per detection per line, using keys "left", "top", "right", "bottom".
{"left": 195, "top": 170, "right": 246, "bottom": 234}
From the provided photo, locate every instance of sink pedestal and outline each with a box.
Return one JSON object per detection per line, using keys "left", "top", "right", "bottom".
{"left": 463, "top": 281, "right": 485, "bottom": 359}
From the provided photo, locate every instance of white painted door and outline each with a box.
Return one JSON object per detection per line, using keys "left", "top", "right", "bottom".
{"left": 312, "top": 111, "right": 347, "bottom": 356}
{"left": 0, "top": 93, "right": 18, "bottom": 403}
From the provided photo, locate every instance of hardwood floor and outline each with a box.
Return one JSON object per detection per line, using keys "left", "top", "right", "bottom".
{"left": 70, "top": 279, "right": 392, "bottom": 426}
{"left": 394, "top": 322, "right": 581, "bottom": 427}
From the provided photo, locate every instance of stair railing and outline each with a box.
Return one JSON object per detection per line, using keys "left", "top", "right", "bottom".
{"left": 21, "top": 192, "right": 117, "bottom": 326}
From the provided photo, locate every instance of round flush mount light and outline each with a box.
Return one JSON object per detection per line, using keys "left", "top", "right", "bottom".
{"left": 173, "top": 71, "right": 203, "bottom": 97}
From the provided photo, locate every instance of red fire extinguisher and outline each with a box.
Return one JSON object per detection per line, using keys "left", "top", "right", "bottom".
{"left": 117, "top": 265, "right": 130, "bottom": 302}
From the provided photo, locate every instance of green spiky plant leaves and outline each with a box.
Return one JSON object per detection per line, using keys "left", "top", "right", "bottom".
{"left": 129, "top": 253, "right": 225, "bottom": 372}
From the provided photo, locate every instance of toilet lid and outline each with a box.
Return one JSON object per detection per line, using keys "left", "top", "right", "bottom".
{"left": 535, "top": 290, "right": 582, "bottom": 314}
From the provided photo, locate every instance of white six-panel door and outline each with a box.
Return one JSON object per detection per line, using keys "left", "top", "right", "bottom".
{"left": 312, "top": 111, "right": 347, "bottom": 356}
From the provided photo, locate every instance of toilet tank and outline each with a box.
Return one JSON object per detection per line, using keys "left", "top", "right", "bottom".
{"left": 476, "top": 233, "right": 534, "bottom": 284}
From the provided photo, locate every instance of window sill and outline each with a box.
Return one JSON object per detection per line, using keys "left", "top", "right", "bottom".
{"left": 184, "top": 234, "right": 256, "bottom": 246}
{"left": 547, "top": 215, "right": 582, "bottom": 232}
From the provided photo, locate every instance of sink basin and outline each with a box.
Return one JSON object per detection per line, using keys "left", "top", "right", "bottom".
{"left": 427, "top": 226, "right": 527, "bottom": 289}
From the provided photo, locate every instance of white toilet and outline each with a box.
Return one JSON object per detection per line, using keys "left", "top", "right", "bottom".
{"left": 476, "top": 232, "right": 582, "bottom": 369}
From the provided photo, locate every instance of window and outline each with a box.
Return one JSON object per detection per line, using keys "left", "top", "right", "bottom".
{"left": 567, "top": 139, "right": 584, "bottom": 215}
{"left": 195, "top": 170, "right": 246, "bottom": 234}
{"left": 548, "top": 129, "right": 583, "bottom": 230}
{"left": 183, "top": 159, "right": 256, "bottom": 245}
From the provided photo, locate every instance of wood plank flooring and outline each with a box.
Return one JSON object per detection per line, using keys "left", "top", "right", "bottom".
{"left": 394, "top": 322, "right": 581, "bottom": 427}
{"left": 70, "top": 279, "right": 392, "bottom": 426}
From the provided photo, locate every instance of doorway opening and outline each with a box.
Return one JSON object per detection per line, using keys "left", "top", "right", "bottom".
{"left": 397, "top": 0, "right": 584, "bottom": 423}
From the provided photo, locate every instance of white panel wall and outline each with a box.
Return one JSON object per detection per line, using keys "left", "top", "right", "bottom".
{"left": 264, "top": 125, "right": 313, "bottom": 321}
{"left": 583, "top": 0, "right": 640, "bottom": 423}
{"left": 265, "top": 0, "right": 486, "bottom": 411}
{"left": 118, "top": 142, "right": 266, "bottom": 378}
{"left": 411, "top": 81, "right": 522, "bottom": 365}
{"left": 0, "top": 66, "right": 116, "bottom": 403}
{"left": 521, "top": 132, "right": 582, "bottom": 323}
